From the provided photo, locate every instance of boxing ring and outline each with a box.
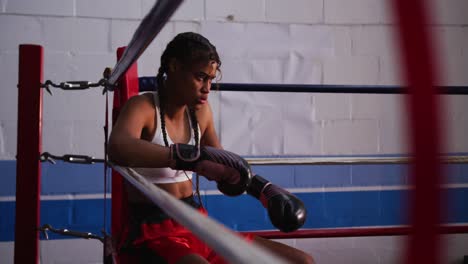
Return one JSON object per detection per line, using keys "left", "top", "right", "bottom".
{"left": 13, "top": 0, "right": 468, "bottom": 263}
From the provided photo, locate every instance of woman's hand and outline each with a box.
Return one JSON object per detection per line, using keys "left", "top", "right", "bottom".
{"left": 170, "top": 144, "right": 252, "bottom": 196}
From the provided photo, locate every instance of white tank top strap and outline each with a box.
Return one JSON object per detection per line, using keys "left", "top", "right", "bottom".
{"left": 185, "top": 107, "right": 200, "bottom": 144}
{"left": 152, "top": 92, "right": 164, "bottom": 145}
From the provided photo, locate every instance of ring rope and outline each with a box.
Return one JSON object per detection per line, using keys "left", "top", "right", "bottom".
{"left": 110, "top": 163, "right": 288, "bottom": 264}
{"left": 246, "top": 155, "right": 468, "bottom": 165}
{"left": 106, "top": 0, "right": 183, "bottom": 87}
{"left": 37, "top": 152, "right": 468, "bottom": 165}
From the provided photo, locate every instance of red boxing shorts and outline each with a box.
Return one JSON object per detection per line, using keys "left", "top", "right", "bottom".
{"left": 119, "top": 196, "right": 254, "bottom": 264}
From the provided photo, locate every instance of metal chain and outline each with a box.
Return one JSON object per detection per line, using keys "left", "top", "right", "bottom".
{"left": 40, "top": 79, "right": 116, "bottom": 95}
{"left": 38, "top": 224, "right": 104, "bottom": 242}
{"left": 39, "top": 152, "right": 105, "bottom": 164}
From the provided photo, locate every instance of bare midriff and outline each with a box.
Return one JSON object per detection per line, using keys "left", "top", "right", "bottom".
{"left": 126, "top": 180, "right": 194, "bottom": 204}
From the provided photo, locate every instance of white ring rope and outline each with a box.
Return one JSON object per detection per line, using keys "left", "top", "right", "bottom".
{"left": 245, "top": 155, "right": 468, "bottom": 165}
{"left": 110, "top": 163, "right": 288, "bottom": 264}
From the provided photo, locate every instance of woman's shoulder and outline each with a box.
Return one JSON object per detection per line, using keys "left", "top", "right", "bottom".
{"left": 195, "top": 102, "right": 213, "bottom": 121}
{"left": 194, "top": 102, "right": 215, "bottom": 134}
{"left": 119, "top": 92, "right": 157, "bottom": 118}
{"left": 126, "top": 92, "right": 156, "bottom": 108}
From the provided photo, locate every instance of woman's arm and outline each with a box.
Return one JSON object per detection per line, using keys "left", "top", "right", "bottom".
{"left": 108, "top": 94, "right": 174, "bottom": 168}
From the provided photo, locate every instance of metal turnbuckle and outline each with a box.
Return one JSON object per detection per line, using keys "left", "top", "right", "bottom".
{"left": 38, "top": 224, "right": 104, "bottom": 242}
{"left": 41, "top": 79, "right": 109, "bottom": 95}
{"left": 39, "top": 152, "right": 105, "bottom": 164}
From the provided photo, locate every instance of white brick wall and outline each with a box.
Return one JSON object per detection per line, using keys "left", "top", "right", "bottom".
{"left": 5, "top": 0, "right": 74, "bottom": 16}
{"left": 323, "top": 55, "right": 379, "bottom": 85}
{"left": 0, "top": 122, "right": 6, "bottom": 157}
{"left": 249, "top": 95, "right": 285, "bottom": 154}
{"left": 378, "top": 95, "right": 408, "bottom": 154}
{"left": 0, "top": 52, "right": 19, "bottom": 121}
{"left": 435, "top": 27, "right": 465, "bottom": 58}
{"left": 322, "top": 119, "right": 379, "bottom": 154}
{"left": 0, "top": 120, "right": 16, "bottom": 159}
{"left": 0, "top": 15, "right": 42, "bottom": 51}
{"left": 42, "top": 119, "right": 75, "bottom": 155}
{"left": 290, "top": 25, "right": 336, "bottom": 58}
{"left": 444, "top": 54, "right": 468, "bottom": 86}
{"left": 266, "top": 0, "right": 323, "bottom": 24}
{"left": 171, "top": 0, "right": 205, "bottom": 21}
{"left": 433, "top": 0, "right": 468, "bottom": 25}
{"left": 76, "top": 0, "right": 141, "bottom": 19}
{"left": 216, "top": 57, "right": 252, "bottom": 83}
{"left": 206, "top": 0, "right": 264, "bottom": 22}
{"left": 41, "top": 17, "right": 110, "bottom": 53}
{"left": 0, "top": 50, "right": 18, "bottom": 159}
{"left": 174, "top": 21, "right": 201, "bottom": 34}
{"left": 200, "top": 22, "right": 246, "bottom": 59}
{"left": 43, "top": 51, "right": 74, "bottom": 83}
{"left": 2, "top": 1, "right": 468, "bottom": 263}
{"left": 283, "top": 94, "right": 321, "bottom": 154}
{"left": 244, "top": 23, "right": 290, "bottom": 59}
{"left": 142, "top": 0, "right": 205, "bottom": 21}
{"left": 378, "top": 55, "right": 402, "bottom": 85}
{"left": 351, "top": 26, "right": 398, "bottom": 57}
{"left": 445, "top": 95, "right": 468, "bottom": 152}
{"left": 283, "top": 53, "right": 322, "bottom": 84}
{"left": 324, "top": 0, "right": 391, "bottom": 24}
{"left": 315, "top": 94, "right": 351, "bottom": 121}
{"left": 1, "top": 0, "right": 6, "bottom": 12}
{"left": 0, "top": 0, "right": 468, "bottom": 157}
{"left": 0, "top": 242, "right": 14, "bottom": 264}
{"left": 112, "top": 20, "right": 174, "bottom": 76}
{"left": 251, "top": 59, "right": 284, "bottom": 83}
{"left": 330, "top": 26, "right": 353, "bottom": 56}
{"left": 462, "top": 28, "right": 468, "bottom": 56}
{"left": 352, "top": 94, "right": 393, "bottom": 120}
{"left": 68, "top": 53, "right": 115, "bottom": 80}
{"left": 219, "top": 92, "right": 255, "bottom": 153}
{"left": 110, "top": 20, "right": 142, "bottom": 52}
{"left": 0, "top": 0, "right": 466, "bottom": 159}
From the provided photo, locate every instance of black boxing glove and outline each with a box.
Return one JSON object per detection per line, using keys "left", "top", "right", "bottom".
{"left": 170, "top": 144, "right": 252, "bottom": 196}
{"left": 247, "top": 175, "right": 307, "bottom": 232}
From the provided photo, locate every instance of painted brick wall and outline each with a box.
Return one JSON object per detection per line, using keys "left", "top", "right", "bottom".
{"left": 1, "top": 0, "right": 467, "bottom": 160}
{"left": 1, "top": 0, "right": 468, "bottom": 263}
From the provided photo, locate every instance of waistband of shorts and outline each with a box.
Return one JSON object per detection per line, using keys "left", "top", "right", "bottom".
{"left": 129, "top": 195, "right": 201, "bottom": 224}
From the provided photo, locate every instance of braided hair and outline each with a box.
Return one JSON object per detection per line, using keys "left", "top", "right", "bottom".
{"left": 156, "top": 32, "right": 221, "bottom": 204}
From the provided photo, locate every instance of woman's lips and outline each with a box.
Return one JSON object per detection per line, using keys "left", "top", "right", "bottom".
{"left": 198, "top": 96, "right": 208, "bottom": 104}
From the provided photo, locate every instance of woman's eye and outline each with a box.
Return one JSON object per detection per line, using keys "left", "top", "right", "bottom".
{"left": 194, "top": 73, "right": 214, "bottom": 82}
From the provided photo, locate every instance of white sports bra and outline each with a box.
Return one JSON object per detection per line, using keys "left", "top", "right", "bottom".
{"left": 129, "top": 92, "right": 199, "bottom": 184}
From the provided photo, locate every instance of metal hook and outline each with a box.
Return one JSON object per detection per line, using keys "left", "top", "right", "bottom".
{"left": 39, "top": 152, "right": 56, "bottom": 164}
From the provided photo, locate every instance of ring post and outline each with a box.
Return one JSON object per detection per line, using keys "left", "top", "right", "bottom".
{"left": 14, "top": 44, "right": 44, "bottom": 264}
{"left": 111, "top": 46, "right": 139, "bottom": 260}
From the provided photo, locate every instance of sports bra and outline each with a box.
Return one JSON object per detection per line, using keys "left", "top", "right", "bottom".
{"left": 128, "top": 92, "right": 199, "bottom": 184}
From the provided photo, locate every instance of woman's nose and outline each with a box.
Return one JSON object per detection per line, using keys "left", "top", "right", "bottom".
{"left": 202, "top": 81, "right": 211, "bottom": 93}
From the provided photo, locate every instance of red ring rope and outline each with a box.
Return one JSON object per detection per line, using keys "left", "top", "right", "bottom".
{"left": 390, "top": 1, "right": 445, "bottom": 263}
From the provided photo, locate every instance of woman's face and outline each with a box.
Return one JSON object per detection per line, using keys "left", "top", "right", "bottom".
{"left": 172, "top": 59, "right": 218, "bottom": 109}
